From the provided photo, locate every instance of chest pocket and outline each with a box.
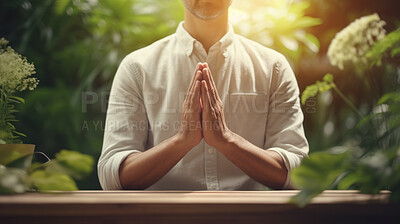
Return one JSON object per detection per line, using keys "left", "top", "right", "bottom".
{"left": 225, "top": 93, "right": 269, "bottom": 147}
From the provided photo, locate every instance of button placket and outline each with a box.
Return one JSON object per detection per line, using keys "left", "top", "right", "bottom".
{"left": 204, "top": 145, "right": 219, "bottom": 190}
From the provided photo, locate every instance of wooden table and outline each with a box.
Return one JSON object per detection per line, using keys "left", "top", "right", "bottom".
{"left": 0, "top": 190, "right": 398, "bottom": 224}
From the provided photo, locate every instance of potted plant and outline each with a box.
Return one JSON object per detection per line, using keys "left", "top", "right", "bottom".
{"left": 0, "top": 37, "right": 38, "bottom": 169}
{"left": 0, "top": 38, "right": 94, "bottom": 194}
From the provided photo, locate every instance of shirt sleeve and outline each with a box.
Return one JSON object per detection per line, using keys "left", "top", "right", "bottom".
{"left": 264, "top": 55, "right": 309, "bottom": 189}
{"left": 98, "top": 56, "right": 148, "bottom": 190}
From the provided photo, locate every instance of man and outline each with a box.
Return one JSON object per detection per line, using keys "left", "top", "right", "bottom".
{"left": 98, "top": 0, "right": 309, "bottom": 190}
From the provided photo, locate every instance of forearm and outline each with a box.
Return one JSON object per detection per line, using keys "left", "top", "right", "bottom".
{"left": 119, "top": 134, "right": 192, "bottom": 190}
{"left": 217, "top": 132, "right": 288, "bottom": 189}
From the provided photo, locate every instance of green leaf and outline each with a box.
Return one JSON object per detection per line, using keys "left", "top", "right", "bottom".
{"left": 378, "top": 92, "right": 400, "bottom": 105}
{"left": 337, "top": 173, "right": 358, "bottom": 190}
{"left": 289, "top": 189, "right": 321, "bottom": 207}
{"left": 11, "top": 131, "right": 27, "bottom": 137}
{"left": 290, "top": 151, "right": 350, "bottom": 207}
{"left": 392, "top": 47, "right": 400, "bottom": 57}
{"left": 6, "top": 122, "right": 16, "bottom": 130}
{"left": 301, "top": 74, "right": 334, "bottom": 105}
{"left": 304, "top": 33, "right": 320, "bottom": 53}
{"left": 0, "top": 165, "right": 28, "bottom": 194}
{"left": 292, "top": 17, "right": 322, "bottom": 30}
{"left": 323, "top": 73, "right": 334, "bottom": 83}
{"left": 366, "top": 28, "right": 400, "bottom": 65}
{"left": 301, "top": 84, "right": 318, "bottom": 105}
{"left": 288, "top": 1, "right": 310, "bottom": 17}
{"left": 8, "top": 96, "right": 25, "bottom": 104}
{"left": 295, "top": 32, "right": 320, "bottom": 53}
{"left": 30, "top": 170, "right": 78, "bottom": 191}
{"left": 54, "top": 150, "right": 94, "bottom": 179}
{"left": 54, "top": 0, "right": 72, "bottom": 15}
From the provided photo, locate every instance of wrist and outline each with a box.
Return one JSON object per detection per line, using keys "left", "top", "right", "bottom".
{"left": 216, "top": 129, "right": 237, "bottom": 149}
{"left": 172, "top": 133, "right": 199, "bottom": 150}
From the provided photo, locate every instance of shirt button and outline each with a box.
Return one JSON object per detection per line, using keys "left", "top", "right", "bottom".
{"left": 208, "top": 148, "right": 214, "bottom": 154}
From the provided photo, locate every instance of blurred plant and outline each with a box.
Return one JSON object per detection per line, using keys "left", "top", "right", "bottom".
{"left": 0, "top": 149, "right": 94, "bottom": 194}
{"left": 230, "top": 0, "right": 322, "bottom": 61}
{"left": 0, "top": 38, "right": 38, "bottom": 144}
{"left": 302, "top": 73, "right": 363, "bottom": 118}
{"left": 327, "top": 13, "right": 386, "bottom": 75}
{"left": 0, "top": 38, "right": 94, "bottom": 194}
{"left": 0, "top": 0, "right": 184, "bottom": 189}
{"left": 292, "top": 14, "right": 400, "bottom": 207}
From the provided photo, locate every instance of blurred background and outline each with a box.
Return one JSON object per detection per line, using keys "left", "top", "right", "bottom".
{"left": 0, "top": 0, "right": 399, "bottom": 189}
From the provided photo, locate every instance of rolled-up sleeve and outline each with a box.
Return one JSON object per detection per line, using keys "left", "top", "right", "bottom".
{"left": 264, "top": 55, "right": 309, "bottom": 189}
{"left": 98, "top": 56, "right": 148, "bottom": 190}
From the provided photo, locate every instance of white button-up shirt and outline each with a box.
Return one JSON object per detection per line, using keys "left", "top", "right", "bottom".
{"left": 98, "top": 22, "right": 309, "bottom": 190}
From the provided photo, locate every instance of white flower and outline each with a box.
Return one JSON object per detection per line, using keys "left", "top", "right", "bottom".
{"left": 0, "top": 38, "right": 38, "bottom": 93}
{"left": 327, "top": 14, "right": 386, "bottom": 73}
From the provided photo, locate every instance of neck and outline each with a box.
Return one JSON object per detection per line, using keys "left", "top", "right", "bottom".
{"left": 183, "top": 10, "right": 229, "bottom": 54}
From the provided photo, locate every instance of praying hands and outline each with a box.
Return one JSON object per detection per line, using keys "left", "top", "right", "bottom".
{"left": 178, "top": 63, "right": 232, "bottom": 149}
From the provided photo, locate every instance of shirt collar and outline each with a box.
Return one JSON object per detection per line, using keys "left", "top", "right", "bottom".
{"left": 176, "top": 21, "right": 235, "bottom": 57}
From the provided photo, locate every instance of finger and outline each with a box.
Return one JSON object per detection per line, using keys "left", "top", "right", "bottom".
{"left": 188, "top": 63, "right": 203, "bottom": 91}
{"left": 201, "top": 80, "right": 210, "bottom": 113}
{"left": 191, "top": 80, "right": 201, "bottom": 112}
{"left": 206, "top": 69, "right": 218, "bottom": 100}
{"left": 202, "top": 80, "right": 216, "bottom": 117}
{"left": 201, "top": 68, "right": 212, "bottom": 92}
{"left": 202, "top": 63, "right": 217, "bottom": 91}
{"left": 189, "top": 70, "right": 203, "bottom": 95}
{"left": 202, "top": 68, "right": 217, "bottom": 107}
{"left": 185, "top": 70, "right": 202, "bottom": 108}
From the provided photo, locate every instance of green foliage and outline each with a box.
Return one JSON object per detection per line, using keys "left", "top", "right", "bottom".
{"left": 392, "top": 47, "right": 400, "bottom": 57}
{"left": 0, "top": 165, "right": 28, "bottom": 194}
{"left": 292, "top": 95, "right": 400, "bottom": 205}
{"left": 29, "top": 149, "right": 94, "bottom": 191}
{"left": 30, "top": 170, "right": 78, "bottom": 191}
{"left": 293, "top": 19, "right": 400, "bottom": 206}
{"left": 0, "top": 0, "right": 184, "bottom": 188}
{"left": 366, "top": 28, "right": 400, "bottom": 65}
{"left": 231, "top": 0, "right": 321, "bottom": 62}
{"left": 301, "top": 73, "right": 334, "bottom": 105}
{"left": 0, "top": 38, "right": 38, "bottom": 144}
{"left": 290, "top": 150, "right": 350, "bottom": 207}
{"left": 0, "top": 149, "right": 93, "bottom": 193}
{"left": 51, "top": 150, "right": 94, "bottom": 179}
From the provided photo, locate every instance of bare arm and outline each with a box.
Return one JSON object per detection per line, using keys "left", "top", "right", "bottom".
{"left": 200, "top": 64, "right": 287, "bottom": 189}
{"left": 119, "top": 135, "right": 192, "bottom": 190}
{"left": 213, "top": 132, "right": 287, "bottom": 189}
{"left": 119, "top": 64, "right": 203, "bottom": 190}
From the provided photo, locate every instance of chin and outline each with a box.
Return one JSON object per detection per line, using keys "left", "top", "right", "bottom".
{"left": 183, "top": 0, "right": 231, "bottom": 20}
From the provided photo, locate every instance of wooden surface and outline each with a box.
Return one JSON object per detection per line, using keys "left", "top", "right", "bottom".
{"left": 0, "top": 190, "right": 399, "bottom": 224}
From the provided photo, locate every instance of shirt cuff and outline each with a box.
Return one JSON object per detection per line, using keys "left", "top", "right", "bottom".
{"left": 98, "top": 150, "right": 140, "bottom": 190}
{"left": 267, "top": 147, "right": 304, "bottom": 189}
